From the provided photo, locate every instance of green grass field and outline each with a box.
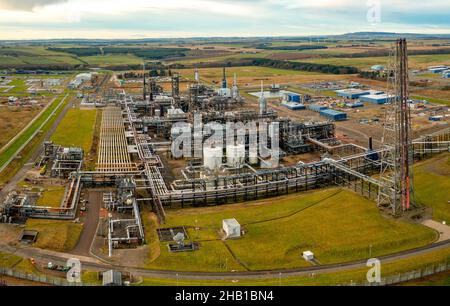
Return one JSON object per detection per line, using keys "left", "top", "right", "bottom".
{"left": 137, "top": 246, "right": 450, "bottom": 286}
{"left": 36, "top": 186, "right": 66, "bottom": 208}
{"left": 144, "top": 188, "right": 436, "bottom": 272}
{"left": 25, "top": 219, "right": 83, "bottom": 252}
{"left": 0, "top": 252, "right": 41, "bottom": 274}
{"left": 51, "top": 108, "right": 97, "bottom": 153}
{"left": 411, "top": 95, "right": 450, "bottom": 107}
{"left": 0, "top": 46, "right": 84, "bottom": 67}
{"left": 414, "top": 153, "right": 450, "bottom": 223}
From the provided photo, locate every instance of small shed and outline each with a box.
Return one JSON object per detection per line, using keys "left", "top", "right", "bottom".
{"left": 222, "top": 218, "right": 241, "bottom": 239}
{"left": 303, "top": 251, "right": 314, "bottom": 261}
{"left": 102, "top": 270, "right": 122, "bottom": 286}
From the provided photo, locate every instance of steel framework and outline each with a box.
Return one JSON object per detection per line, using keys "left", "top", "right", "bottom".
{"left": 378, "top": 39, "right": 415, "bottom": 215}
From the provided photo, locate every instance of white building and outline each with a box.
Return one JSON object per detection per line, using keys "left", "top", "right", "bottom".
{"left": 222, "top": 218, "right": 241, "bottom": 239}
{"left": 303, "top": 251, "right": 314, "bottom": 261}
{"left": 68, "top": 73, "right": 92, "bottom": 89}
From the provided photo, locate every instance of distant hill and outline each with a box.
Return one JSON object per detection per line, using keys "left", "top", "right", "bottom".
{"left": 334, "top": 32, "right": 450, "bottom": 40}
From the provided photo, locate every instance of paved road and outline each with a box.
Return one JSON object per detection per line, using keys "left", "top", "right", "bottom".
{"left": 71, "top": 189, "right": 103, "bottom": 256}
{"left": 1, "top": 239, "right": 448, "bottom": 280}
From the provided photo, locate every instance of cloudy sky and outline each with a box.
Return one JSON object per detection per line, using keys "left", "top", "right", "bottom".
{"left": 0, "top": 0, "right": 449, "bottom": 39}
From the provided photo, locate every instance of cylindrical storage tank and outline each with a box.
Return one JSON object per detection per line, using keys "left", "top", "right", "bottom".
{"left": 203, "top": 146, "right": 223, "bottom": 170}
{"left": 226, "top": 144, "right": 246, "bottom": 168}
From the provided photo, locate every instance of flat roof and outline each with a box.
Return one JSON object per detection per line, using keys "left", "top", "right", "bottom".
{"left": 336, "top": 88, "right": 369, "bottom": 94}
{"left": 321, "top": 109, "right": 346, "bottom": 115}
{"left": 223, "top": 218, "right": 240, "bottom": 227}
{"left": 361, "top": 94, "right": 393, "bottom": 99}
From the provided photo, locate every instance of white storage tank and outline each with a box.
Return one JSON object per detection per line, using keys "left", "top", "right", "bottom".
{"left": 203, "top": 146, "right": 223, "bottom": 170}
{"left": 226, "top": 144, "right": 245, "bottom": 168}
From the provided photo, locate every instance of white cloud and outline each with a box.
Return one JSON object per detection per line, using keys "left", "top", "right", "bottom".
{"left": 0, "top": 0, "right": 69, "bottom": 11}
{"left": 0, "top": 0, "right": 449, "bottom": 39}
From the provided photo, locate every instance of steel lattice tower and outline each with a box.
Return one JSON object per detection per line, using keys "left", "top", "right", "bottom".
{"left": 377, "top": 39, "right": 415, "bottom": 215}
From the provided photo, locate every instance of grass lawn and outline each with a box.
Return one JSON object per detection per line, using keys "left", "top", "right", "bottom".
{"left": 414, "top": 153, "right": 450, "bottom": 223}
{"left": 137, "top": 247, "right": 450, "bottom": 286}
{"left": 0, "top": 252, "right": 40, "bottom": 274}
{"left": 51, "top": 108, "right": 97, "bottom": 153}
{"left": 25, "top": 219, "right": 83, "bottom": 252}
{"left": 145, "top": 188, "right": 436, "bottom": 272}
{"left": 410, "top": 95, "right": 450, "bottom": 107}
{"left": 36, "top": 186, "right": 66, "bottom": 208}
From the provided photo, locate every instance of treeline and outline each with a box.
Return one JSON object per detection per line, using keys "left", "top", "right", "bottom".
{"left": 358, "top": 70, "right": 387, "bottom": 81}
{"left": 256, "top": 45, "right": 328, "bottom": 51}
{"left": 47, "top": 47, "right": 190, "bottom": 59}
{"left": 334, "top": 47, "right": 450, "bottom": 58}
{"left": 249, "top": 58, "right": 358, "bottom": 74}
{"left": 170, "top": 58, "right": 359, "bottom": 75}
{"left": 102, "top": 47, "right": 190, "bottom": 59}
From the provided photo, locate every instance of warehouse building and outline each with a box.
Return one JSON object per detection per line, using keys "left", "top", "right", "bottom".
{"left": 320, "top": 109, "right": 347, "bottom": 121}
{"left": 282, "top": 102, "right": 305, "bottom": 110}
{"left": 283, "top": 93, "right": 301, "bottom": 103}
{"left": 360, "top": 93, "right": 393, "bottom": 104}
{"left": 335, "top": 89, "right": 370, "bottom": 99}
{"left": 307, "top": 104, "right": 327, "bottom": 112}
{"left": 428, "top": 66, "right": 449, "bottom": 74}
{"left": 345, "top": 102, "right": 364, "bottom": 108}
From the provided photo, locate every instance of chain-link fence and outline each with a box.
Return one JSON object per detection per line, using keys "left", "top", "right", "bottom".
{"left": 1, "top": 260, "right": 449, "bottom": 286}
{"left": 0, "top": 267, "right": 94, "bottom": 286}
{"left": 344, "top": 260, "right": 449, "bottom": 286}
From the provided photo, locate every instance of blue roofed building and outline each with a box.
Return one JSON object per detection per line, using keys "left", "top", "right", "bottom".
{"left": 319, "top": 109, "right": 347, "bottom": 121}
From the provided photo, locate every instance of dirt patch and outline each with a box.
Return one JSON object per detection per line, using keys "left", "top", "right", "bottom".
{"left": 0, "top": 224, "right": 21, "bottom": 245}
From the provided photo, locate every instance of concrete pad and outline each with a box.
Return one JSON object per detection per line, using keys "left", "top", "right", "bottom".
{"left": 422, "top": 219, "right": 450, "bottom": 242}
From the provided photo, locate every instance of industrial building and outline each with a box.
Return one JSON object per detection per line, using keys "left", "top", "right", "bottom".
{"left": 281, "top": 102, "right": 305, "bottom": 110}
{"left": 335, "top": 89, "right": 371, "bottom": 99}
{"left": 428, "top": 66, "right": 449, "bottom": 74}
{"left": 345, "top": 102, "right": 364, "bottom": 108}
{"left": 360, "top": 94, "right": 393, "bottom": 104}
{"left": 283, "top": 93, "right": 301, "bottom": 103}
{"left": 307, "top": 104, "right": 328, "bottom": 112}
{"left": 68, "top": 73, "right": 93, "bottom": 89}
{"left": 223, "top": 219, "right": 241, "bottom": 239}
{"left": 319, "top": 109, "right": 347, "bottom": 121}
